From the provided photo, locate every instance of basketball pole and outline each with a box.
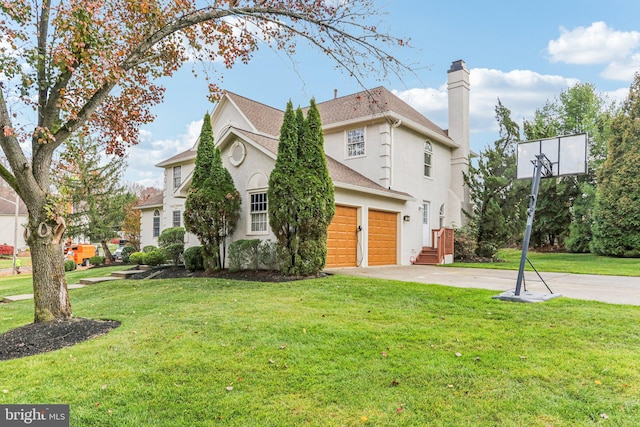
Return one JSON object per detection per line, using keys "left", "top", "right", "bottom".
{"left": 515, "top": 153, "right": 551, "bottom": 296}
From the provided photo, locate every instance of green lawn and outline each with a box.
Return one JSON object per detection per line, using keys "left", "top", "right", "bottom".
{"left": 1, "top": 275, "right": 638, "bottom": 426}
{"left": 0, "top": 256, "right": 31, "bottom": 269}
{"left": 0, "top": 265, "right": 126, "bottom": 298}
{"left": 451, "top": 248, "right": 640, "bottom": 276}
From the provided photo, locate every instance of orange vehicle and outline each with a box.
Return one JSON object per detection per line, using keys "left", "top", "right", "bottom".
{"left": 64, "top": 244, "right": 97, "bottom": 266}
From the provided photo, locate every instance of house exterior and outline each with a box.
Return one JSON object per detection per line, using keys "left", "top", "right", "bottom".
{"left": 139, "top": 60, "right": 471, "bottom": 267}
{"left": 0, "top": 194, "right": 28, "bottom": 251}
{"left": 135, "top": 191, "right": 164, "bottom": 248}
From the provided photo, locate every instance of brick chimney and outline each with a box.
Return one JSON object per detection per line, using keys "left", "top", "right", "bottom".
{"left": 447, "top": 60, "right": 471, "bottom": 225}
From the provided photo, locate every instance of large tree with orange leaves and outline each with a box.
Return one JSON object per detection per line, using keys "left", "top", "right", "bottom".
{"left": 0, "top": 0, "right": 410, "bottom": 323}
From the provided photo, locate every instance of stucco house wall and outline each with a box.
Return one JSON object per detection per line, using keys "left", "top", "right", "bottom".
{"left": 139, "top": 60, "right": 471, "bottom": 267}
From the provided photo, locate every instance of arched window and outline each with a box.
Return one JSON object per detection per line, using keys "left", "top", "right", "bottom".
{"left": 153, "top": 210, "right": 160, "bottom": 238}
{"left": 424, "top": 141, "right": 433, "bottom": 177}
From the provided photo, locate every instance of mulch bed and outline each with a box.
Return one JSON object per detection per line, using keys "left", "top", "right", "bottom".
{"left": 0, "top": 318, "right": 120, "bottom": 361}
{"left": 129, "top": 265, "right": 325, "bottom": 282}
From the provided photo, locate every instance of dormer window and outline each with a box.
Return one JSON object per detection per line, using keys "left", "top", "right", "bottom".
{"left": 347, "top": 128, "right": 365, "bottom": 158}
{"left": 424, "top": 141, "right": 433, "bottom": 177}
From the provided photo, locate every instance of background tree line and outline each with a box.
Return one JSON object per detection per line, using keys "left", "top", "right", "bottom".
{"left": 463, "top": 75, "right": 640, "bottom": 259}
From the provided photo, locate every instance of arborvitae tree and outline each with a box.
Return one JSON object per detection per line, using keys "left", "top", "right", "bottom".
{"left": 56, "top": 135, "right": 130, "bottom": 262}
{"left": 463, "top": 101, "right": 526, "bottom": 258}
{"left": 268, "top": 101, "right": 302, "bottom": 272}
{"left": 296, "top": 99, "right": 335, "bottom": 274}
{"left": 591, "top": 73, "right": 640, "bottom": 257}
{"left": 184, "top": 113, "right": 241, "bottom": 270}
{"left": 268, "top": 99, "right": 335, "bottom": 275}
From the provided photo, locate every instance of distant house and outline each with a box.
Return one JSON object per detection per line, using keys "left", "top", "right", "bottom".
{"left": 139, "top": 60, "right": 471, "bottom": 267}
{"left": 134, "top": 191, "right": 164, "bottom": 248}
{"left": 0, "top": 194, "right": 28, "bottom": 251}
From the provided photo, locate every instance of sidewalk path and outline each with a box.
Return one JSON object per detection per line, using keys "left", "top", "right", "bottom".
{"left": 325, "top": 265, "right": 640, "bottom": 306}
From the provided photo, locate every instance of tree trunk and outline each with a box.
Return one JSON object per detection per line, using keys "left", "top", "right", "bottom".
{"left": 101, "top": 240, "right": 114, "bottom": 263}
{"left": 27, "top": 214, "right": 72, "bottom": 323}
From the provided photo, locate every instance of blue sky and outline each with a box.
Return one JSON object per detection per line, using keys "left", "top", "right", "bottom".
{"left": 127, "top": 0, "right": 640, "bottom": 187}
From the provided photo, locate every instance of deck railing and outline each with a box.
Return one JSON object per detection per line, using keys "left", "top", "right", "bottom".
{"left": 431, "top": 228, "right": 454, "bottom": 264}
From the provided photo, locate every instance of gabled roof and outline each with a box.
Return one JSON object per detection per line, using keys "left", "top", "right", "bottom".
{"left": 224, "top": 91, "right": 285, "bottom": 137}
{"left": 134, "top": 192, "right": 163, "bottom": 210}
{"left": 223, "top": 87, "right": 453, "bottom": 145}
{"left": 313, "top": 86, "right": 452, "bottom": 141}
{"left": 156, "top": 147, "right": 197, "bottom": 168}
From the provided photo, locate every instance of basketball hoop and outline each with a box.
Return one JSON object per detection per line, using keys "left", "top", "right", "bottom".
{"left": 494, "top": 133, "right": 588, "bottom": 303}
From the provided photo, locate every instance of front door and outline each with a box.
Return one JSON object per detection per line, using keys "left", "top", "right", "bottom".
{"left": 422, "top": 201, "right": 430, "bottom": 247}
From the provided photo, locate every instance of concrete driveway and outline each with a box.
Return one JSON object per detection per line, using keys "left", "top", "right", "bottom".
{"left": 325, "top": 265, "right": 640, "bottom": 306}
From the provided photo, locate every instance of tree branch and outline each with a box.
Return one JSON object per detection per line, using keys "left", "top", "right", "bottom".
{"left": 36, "top": 0, "right": 52, "bottom": 129}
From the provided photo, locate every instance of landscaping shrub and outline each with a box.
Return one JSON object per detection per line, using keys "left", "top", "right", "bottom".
{"left": 183, "top": 246, "right": 204, "bottom": 272}
{"left": 64, "top": 259, "right": 77, "bottom": 271}
{"left": 129, "top": 252, "right": 145, "bottom": 265}
{"left": 89, "top": 255, "right": 106, "bottom": 266}
{"left": 142, "top": 249, "right": 166, "bottom": 266}
{"left": 158, "top": 228, "right": 185, "bottom": 266}
{"left": 259, "top": 239, "right": 279, "bottom": 270}
{"left": 163, "top": 243, "right": 184, "bottom": 266}
{"left": 142, "top": 245, "right": 156, "bottom": 253}
{"left": 121, "top": 246, "right": 136, "bottom": 263}
{"left": 454, "top": 225, "right": 477, "bottom": 261}
{"left": 228, "top": 239, "right": 261, "bottom": 272}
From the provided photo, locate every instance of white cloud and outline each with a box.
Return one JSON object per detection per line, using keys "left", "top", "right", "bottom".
{"left": 601, "top": 52, "right": 640, "bottom": 81}
{"left": 603, "top": 87, "right": 630, "bottom": 106}
{"left": 394, "top": 68, "right": 579, "bottom": 135}
{"left": 124, "top": 120, "right": 203, "bottom": 187}
{"left": 547, "top": 21, "right": 640, "bottom": 65}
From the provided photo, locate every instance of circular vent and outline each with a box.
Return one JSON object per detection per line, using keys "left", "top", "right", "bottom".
{"left": 229, "top": 141, "right": 246, "bottom": 166}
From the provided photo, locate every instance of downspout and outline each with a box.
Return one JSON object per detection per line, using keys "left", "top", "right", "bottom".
{"left": 390, "top": 119, "right": 402, "bottom": 189}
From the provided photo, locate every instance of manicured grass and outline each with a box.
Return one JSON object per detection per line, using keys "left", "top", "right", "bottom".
{"left": 0, "top": 256, "right": 32, "bottom": 269}
{"left": 0, "top": 265, "right": 126, "bottom": 298}
{"left": 452, "top": 248, "right": 640, "bottom": 276}
{"left": 1, "top": 275, "right": 638, "bottom": 426}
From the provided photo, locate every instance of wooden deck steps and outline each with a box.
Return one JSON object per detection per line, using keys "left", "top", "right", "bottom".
{"left": 414, "top": 247, "right": 440, "bottom": 265}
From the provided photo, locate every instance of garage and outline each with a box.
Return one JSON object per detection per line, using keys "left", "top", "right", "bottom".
{"left": 326, "top": 205, "right": 358, "bottom": 267}
{"left": 367, "top": 209, "right": 398, "bottom": 266}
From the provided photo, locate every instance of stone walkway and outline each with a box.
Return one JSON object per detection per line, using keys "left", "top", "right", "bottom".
{"left": 1, "top": 269, "right": 147, "bottom": 303}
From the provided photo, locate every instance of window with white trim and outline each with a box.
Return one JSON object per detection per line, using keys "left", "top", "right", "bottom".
{"left": 172, "top": 210, "right": 181, "bottom": 228}
{"left": 347, "top": 128, "right": 365, "bottom": 157}
{"left": 250, "top": 192, "right": 268, "bottom": 232}
{"left": 424, "top": 141, "right": 433, "bottom": 177}
{"left": 173, "top": 166, "right": 182, "bottom": 189}
{"left": 153, "top": 210, "right": 160, "bottom": 237}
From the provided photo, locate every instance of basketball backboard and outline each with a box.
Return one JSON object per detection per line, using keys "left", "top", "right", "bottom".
{"left": 516, "top": 133, "right": 588, "bottom": 179}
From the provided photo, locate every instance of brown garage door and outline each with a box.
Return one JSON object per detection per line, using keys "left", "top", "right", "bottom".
{"left": 326, "top": 205, "right": 358, "bottom": 267}
{"left": 368, "top": 210, "right": 397, "bottom": 266}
